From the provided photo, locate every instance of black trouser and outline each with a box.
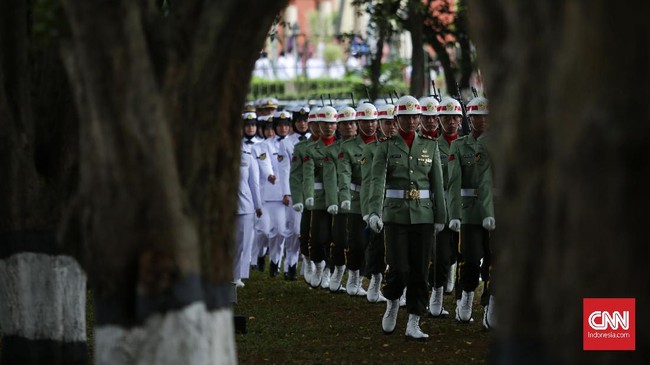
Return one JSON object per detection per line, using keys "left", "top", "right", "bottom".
{"left": 346, "top": 213, "right": 366, "bottom": 272}
{"left": 428, "top": 226, "right": 456, "bottom": 288}
{"left": 456, "top": 224, "right": 490, "bottom": 299}
{"left": 310, "top": 209, "right": 332, "bottom": 265}
{"left": 331, "top": 213, "right": 348, "bottom": 269}
{"left": 365, "top": 226, "right": 386, "bottom": 277}
{"left": 383, "top": 223, "right": 435, "bottom": 316}
{"left": 480, "top": 229, "right": 493, "bottom": 306}
{"left": 299, "top": 209, "right": 312, "bottom": 256}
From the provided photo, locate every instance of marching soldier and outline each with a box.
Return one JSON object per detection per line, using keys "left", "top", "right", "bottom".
{"left": 418, "top": 96, "right": 440, "bottom": 139}
{"left": 359, "top": 103, "right": 397, "bottom": 303}
{"left": 290, "top": 108, "right": 321, "bottom": 284}
{"left": 447, "top": 96, "right": 496, "bottom": 326}
{"left": 336, "top": 102, "right": 379, "bottom": 296}
{"left": 328, "top": 106, "right": 358, "bottom": 293}
{"left": 234, "top": 112, "right": 264, "bottom": 288}
{"left": 303, "top": 105, "right": 340, "bottom": 289}
{"left": 368, "top": 95, "right": 446, "bottom": 341}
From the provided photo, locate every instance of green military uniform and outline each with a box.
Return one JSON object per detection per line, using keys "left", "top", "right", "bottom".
{"left": 290, "top": 137, "right": 316, "bottom": 259}
{"left": 338, "top": 135, "right": 371, "bottom": 274}
{"left": 447, "top": 133, "right": 493, "bottom": 299}
{"left": 329, "top": 139, "right": 348, "bottom": 272}
{"left": 359, "top": 138, "right": 386, "bottom": 277}
{"left": 303, "top": 138, "right": 338, "bottom": 264}
{"left": 368, "top": 133, "right": 447, "bottom": 315}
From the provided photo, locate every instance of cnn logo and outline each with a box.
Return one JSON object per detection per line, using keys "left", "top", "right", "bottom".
{"left": 587, "top": 310, "right": 629, "bottom": 330}
{"left": 583, "top": 298, "right": 635, "bottom": 351}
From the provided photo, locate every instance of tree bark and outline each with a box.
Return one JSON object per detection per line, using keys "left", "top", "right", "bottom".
{"left": 407, "top": 0, "right": 425, "bottom": 97}
{"left": 60, "top": 0, "right": 287, "bottom": 363}
{"left": 0, "top": 1, "right": 86, "bottom": 363}
{"left": 468, "top": 0, "right": 649, "bottom": 363}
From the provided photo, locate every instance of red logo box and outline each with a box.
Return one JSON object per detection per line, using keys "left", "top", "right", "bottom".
{"left": 583, "top": 298, "right": 635, "bottom": 351}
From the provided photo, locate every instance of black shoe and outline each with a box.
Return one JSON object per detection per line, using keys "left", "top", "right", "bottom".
{"left": 269, "top": 261, "right": 278, "bottom": 278}
{"left": 287, "top": 264, "right": 297, "bottom": 281}
{"left": 257, "top": 257, "right": 265, "bottom": 272}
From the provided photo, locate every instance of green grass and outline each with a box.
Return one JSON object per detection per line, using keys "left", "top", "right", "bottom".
{"left": 235, "top": 261, "right": 492, "bottom": 364}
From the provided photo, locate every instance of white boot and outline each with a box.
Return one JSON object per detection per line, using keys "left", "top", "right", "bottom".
{"left": 428, "top": 286, "right": 449, "bottom": 317}
{"left": 483, "top": 295, "right": 497, "bottom": 329}
{"left": 367, "top": 273, "right": 387, "bottom": 303}
{"left": 382, "top": 299, "right": 400, "bottom": 334}
{"left": 355, "top": 274, "right": 367, "bottom": 296}
{"left": 329, "top": 265, "right": 346, "bottom": 292}
{"left": 320, "top": 268, "right": 331, "bottom": 289}
{"left": 346, "top": 269, "right": 360, "bottom": 296}
{"left": 399, "top": 287, "right": 407, "bottom": 307}
{"left": 405, "top": 314, "right": 429, "bottom": 341}
{"left": 445, "top": 263, "right": 456, "bottom": 293}
{"left": 455, "top": 290, "right": 474, "bottom": 322}
{"left": 309, "top": 261, "right": 325, "bottom": 288}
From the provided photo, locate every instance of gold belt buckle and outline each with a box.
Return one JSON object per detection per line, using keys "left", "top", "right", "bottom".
{"left": 406, "top": 188, "right": 420, "bottom": 200}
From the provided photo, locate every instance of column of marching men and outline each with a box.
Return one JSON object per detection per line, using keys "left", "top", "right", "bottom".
{"left": 233, "top": 94, "right": 497, "bottom": 341}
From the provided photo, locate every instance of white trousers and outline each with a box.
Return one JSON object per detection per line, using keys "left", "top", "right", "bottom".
{"left": 233, "top": 213, "right": 255, "bottom": 280}
{"left": 283, "top": 206, "right": 302, "bottom": 270}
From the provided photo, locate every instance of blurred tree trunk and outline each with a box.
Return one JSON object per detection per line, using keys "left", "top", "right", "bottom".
{"left": 455, "top": 0, "right": 472, "bottom": 92}
{"left": 0, "top": 1, "right": 85, "bottom": 364}
{"left": 468, "top": 0, "right": 649, "bottom": 364}
{"left": 406, "top": 0, "right": 425, "bottom": 97}
{"left": 59, "top": 0, "right": 287, "bottom": 363}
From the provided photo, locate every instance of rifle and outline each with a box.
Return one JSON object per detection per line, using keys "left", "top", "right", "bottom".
{"left": 320, "top": 95, "right": 325, "bottom": 107}
{"left": 471, "top": 87, "right": 478, "bottom": 98}
{"left": 431, "top": 80, "right": 441, "bottom": 102}
{"left": 365, "top": 87, "right": 372, "bottom": 104}
{"left": 454, "top": 82, "right": 471, "bottom": 135}
{"left": 328, "top": 93, "right": 333, "bottom": 106}
{"left": 350, "top": 92, "right": 356, "bottom": 108}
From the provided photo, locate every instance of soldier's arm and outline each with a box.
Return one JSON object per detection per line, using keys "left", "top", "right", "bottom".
{"left": 477, "top": 147, "right": 495, "bottom": 219}
{"left": 429, "top": 140, "right": 447, "bottom": 224}
{"left": 337, "top": 144, "right": 352, "bottom": 204}
{"left": 289, "top": 143, "right": 304, "bottom": 204}
{"left": 368, "top": 141, "right": 388, "bottom": 216}
{"left": 359, "top": 144, "right": 374, "bottom": 217}
{"left": 249, "top": 154, "right": 262, "bottom": 210}
{"left": 447, "top": 141, "right": 462, "bottom": 220}
{"left": 277, "top": 141, "right": 292, "bottom": 197}
{"left": 253, "top": 143, "right": 275, "bottom": 183}
{"left": 323, "top": 148, "right": 338, "bottom": 208}
{"left": 302, "top": 148, "right": 315, "bottom": 201}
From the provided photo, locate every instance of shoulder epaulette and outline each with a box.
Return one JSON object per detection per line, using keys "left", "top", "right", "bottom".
{"left": 378, "top": 136, "right": 390, "bottom": 143}
{"left": 419, "top": 133, "right": 436, "bottom": 141}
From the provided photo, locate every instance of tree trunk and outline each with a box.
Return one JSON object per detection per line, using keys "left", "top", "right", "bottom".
{"left": 60, "top": 0, "right": 287, "bottom": 363}
{"left": 369, "top": 28, "right": 386, "bottom": 101}
{"left": 407, "top": 0, "right": 425, "bottom": 97}
{"left": 0, "top": 1, "right": 86, "bottom": 364}
{"left": 427, "top": 33, "right": 456, "bottom": 95}
{"left": 455, "top": 0, "right": 472, "bottom": 92}
{"left": 468, "top": 0, "right": 649, "bottom": 363}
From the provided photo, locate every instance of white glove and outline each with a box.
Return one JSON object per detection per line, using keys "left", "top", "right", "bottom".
{"left": 340, "top": 200, "right": 351, "bottom": 211}
{"left": 448, "top": 219, "right": 461, "bottom": 232}
{"left": 368, "top": 214, "right": 384, "bottom": 233}
{"left": 362, "top": 214, "right": 369, "bottom": 223}
{"left": 434, "top": 223, "right": 445, "bottom": 233}
{"left": 482, "top": 217, "right": 496, "bottom": 231}
{"left": 292, "top": 203, "right": 304, "bottom": 213}
{"left": 327, "top": 204, "right": 339, "bottom": 215}
{"left": 305, "top": 197, "right": 314, "bottom": 209}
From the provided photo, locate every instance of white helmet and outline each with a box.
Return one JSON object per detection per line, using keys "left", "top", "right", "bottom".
{"left": 377, "top": 104, "right": 395, "bottom": 120}
{"left": 437, "top": 96, "right": 463, "bottom": 116}
{"left": 355, "top": 102, "right": 378, "bottom": 121}
{"left": 466, "top": 96, "right": 489, "bottom": 115}
{"left": 337, "top": 106, "right": 357, "bottom": 122}
{"left": 317, "top": 106, "right": 338, "bottom": 123}
{"left": 308, "top": 107, "right": 321, "bottom": 123}
{"left": 395, "top": 95, "right": 421, "bottom": 116}
{"left": 419, "top": 96, "right": 439, "bottom": 116}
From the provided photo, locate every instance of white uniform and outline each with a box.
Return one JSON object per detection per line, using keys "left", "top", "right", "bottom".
{"left": 234, "top": 142, "right": 262, "bottom": 281}
{"left": 279, "top": 135, "right": 303, "bottom": 272}
{"left": 246, "top": 136, "right": 275, "bottom": 266}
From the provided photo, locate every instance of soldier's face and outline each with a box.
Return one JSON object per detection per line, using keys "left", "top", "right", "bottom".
{"left": 397, "top": 114, "right": 420, "bottom": 133}
{"left": 469, "top": 115, "right": 489, "bottom": 134}
{"left": 276, "top": 123, "right": 291, "bottom": 137}
{"left": 319, "top": 122, "right": 337, "bottom": 137}
{"left": 358, "top": 119, "right": 377, "bottom": 136}
{"left": 440, "top": 115, "right": 461, "bottom": 134}
{"left": 338, "top": 121, "right": 357, "bottom": 138}
{"left": 294, "top": 119, "right": 309, "bottom": 133}
{"left": 244, "top": 124, "right": 257, "bottom": 137}
{"left": 309, "top": 122, "right": 321, "bottom": 137}
{"left": 421, "top": 115, "right": 439, "bottom": 132}
{"left": 380, "top": 119, "right": 397, "bottom": 137}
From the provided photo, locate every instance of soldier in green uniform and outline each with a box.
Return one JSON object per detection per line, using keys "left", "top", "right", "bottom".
{"left": 359, "top": 103, "right": 397, "bottom": 303}
{"left": 336, "top": 102, "right": 378, "bottom": 296}
{"left": 290, "top": 108, "right": 321, "bottom": 285}
{"left": 327, "top": 106, "right": 358, "bottom": 293}
{"left": 303, "top": 105, "right": 340, "bottom": 289}
{"left": 368, "top": 95, "right": 447, "bottom": 341}
{"left": 447, "top": 96, "right": 496, "bottom": 325}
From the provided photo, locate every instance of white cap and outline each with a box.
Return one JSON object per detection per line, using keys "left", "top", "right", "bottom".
{"left": 466, "top": 96, "right": 489, "bottom": 115}
{"left": 337, "top": 106, "right": 357, "bottom": 122}
{"left": 355, "top": 102, "right": 378, "bottom": 120}
{"left": 317, "top": 106, "right": 338, "bottom": 123}
{"left": 395, "top": 95, "right": 421, "bottom": 116}
{"left": 437, "top": 96, "right": 463, "bottom": 116}
{"left": 419, "top": 96, "right": 439, "bottom": 116}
